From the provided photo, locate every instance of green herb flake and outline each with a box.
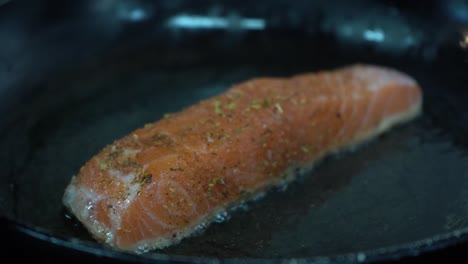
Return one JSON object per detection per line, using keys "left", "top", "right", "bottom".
{"left": 275, "top": 103, "right": 284, "bottom": 114}
{"left": 138, "top": 173, "right": 153, "bottom": 186}
{"left": 226, "top": 102, "right": 236, "bottom": 109}
{"left": 108, "top": 149, "right": 123, "bottom": 159}
{"left": 206, "top": 132, "right": 214, "bottom": 143}
{"left": 132, "top": 171, "right": 153, "bottom": 187}
{"left": 170, "top": 167, "right": 184, "bottom": 171}
{"left": 251, "top": 100, "right": 262, "bottom": 110}
{"left": 100, "top": 162, "right": 108, "bottom": 170}
{"left": 213, "top": 100, "right": 223, "bottom": 115}
{"left": 123, "top": 159, "right": 141, "bottom": 169}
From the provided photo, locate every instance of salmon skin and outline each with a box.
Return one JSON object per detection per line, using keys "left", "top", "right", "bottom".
{"left": 63, "top": 64, "right": 422, "bottom": 253}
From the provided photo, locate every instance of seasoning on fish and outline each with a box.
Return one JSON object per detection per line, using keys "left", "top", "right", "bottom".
{"left": 63, "top": 64, "right": 422, "bottom": 253}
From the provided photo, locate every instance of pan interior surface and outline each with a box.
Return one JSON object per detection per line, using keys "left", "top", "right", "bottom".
{"left": 1, "top": 7, "right": 468, "bottom": 259}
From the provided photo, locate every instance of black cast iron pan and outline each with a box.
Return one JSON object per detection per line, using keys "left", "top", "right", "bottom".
{"left": 2, "top": 0, "right": 468, "bottom": 263}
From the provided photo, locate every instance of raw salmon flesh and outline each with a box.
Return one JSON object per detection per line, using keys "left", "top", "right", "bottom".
{"left": 63, "top": 64, "right": 422, "bottom": 253}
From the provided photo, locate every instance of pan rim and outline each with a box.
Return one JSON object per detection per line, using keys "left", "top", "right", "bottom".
{"left": 5, "top": 215, "right": 468, "bottom": 263}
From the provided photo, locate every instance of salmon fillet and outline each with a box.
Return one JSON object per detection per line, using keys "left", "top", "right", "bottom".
{"left": 63, "top": 64, "right": 422, "bottom": 253}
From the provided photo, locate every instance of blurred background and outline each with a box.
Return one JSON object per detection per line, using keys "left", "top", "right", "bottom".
{"left": 0, "top": 0, "right": 467, "bottom": 98}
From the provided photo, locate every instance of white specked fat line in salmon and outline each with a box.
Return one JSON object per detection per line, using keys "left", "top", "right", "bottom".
{"left": 63, "top": 64, "right": 423, "bottom": 253}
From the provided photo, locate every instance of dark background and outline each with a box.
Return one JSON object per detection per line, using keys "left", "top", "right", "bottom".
{"left": 2, "top": 0, "right": 468, "bottom": 263}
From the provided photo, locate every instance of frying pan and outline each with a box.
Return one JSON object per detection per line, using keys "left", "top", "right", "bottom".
{"left": 2, "top": 0, "right": 468, "bottom": 263}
